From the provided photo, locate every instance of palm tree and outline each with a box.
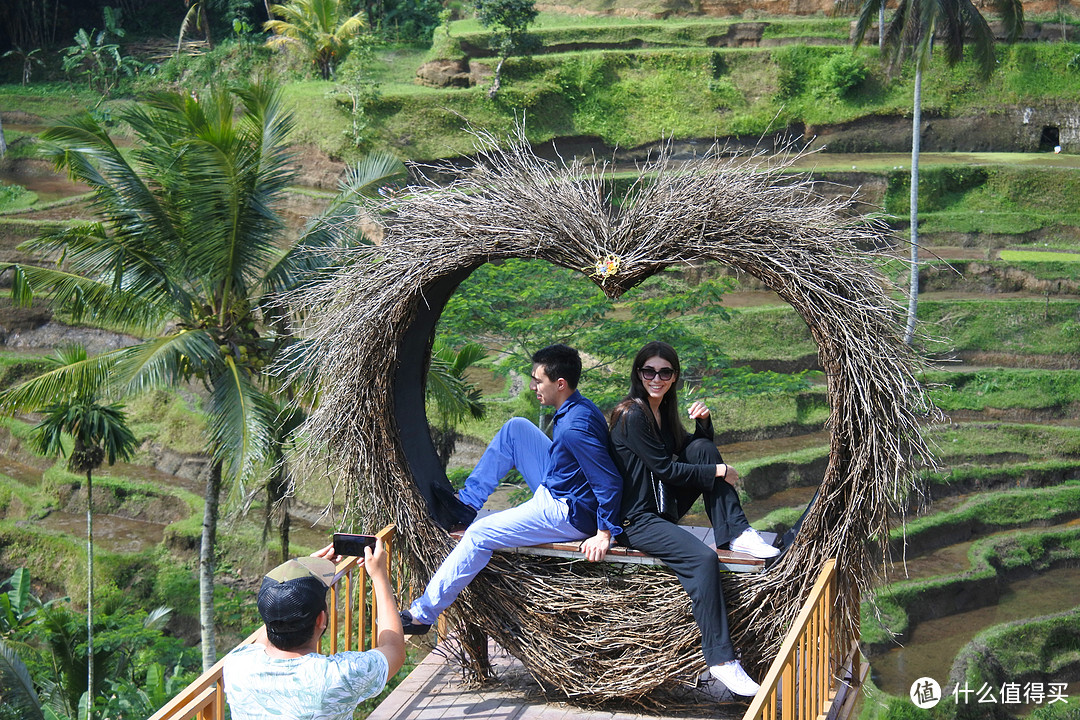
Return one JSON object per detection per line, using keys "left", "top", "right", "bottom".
{"left": 178, "top": 1, "right": 214, "bottom": 53}
{"left": 426, "top": 339, "right": 486, "bottom": 468}
{"left": 854, "top": 0, "right": 1022, "bottom": 344}
{"left": 265, "top": 0, "right": 367, "bottom": 79}
{"left": 0, "top": 82, "right": 406, "bottom": 669}
{"left": 26, "top": 345, "right": 137, "bottom": 720}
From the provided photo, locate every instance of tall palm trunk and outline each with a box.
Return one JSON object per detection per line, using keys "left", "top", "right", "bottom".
{"left": 85, "top": 466, "right": 94, "bottom": 720}
{"left": 879, "top": 4, "right": 885, "bottom": 49}
{"left": 199, "top": 461, "right": 223, "bottom": 670}
{"left": 904, "top": 64, "right": 922, "bottom": 346}
{"left": 488, "top": 56, "right": 506, "bottom": 98}
{"left": 265, "top": 467, "right": 291, "bottom": 565}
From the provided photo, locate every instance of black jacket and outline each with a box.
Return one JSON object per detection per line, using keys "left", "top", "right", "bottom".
{"left": 609, "top": 402, "right": 716, "bottom": 523}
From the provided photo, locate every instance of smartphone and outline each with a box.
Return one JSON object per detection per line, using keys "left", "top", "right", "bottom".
{"left": 333, "top": 533, "right": 379, "bottom": 556}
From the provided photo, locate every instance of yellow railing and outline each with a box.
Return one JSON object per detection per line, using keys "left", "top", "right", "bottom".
{"left": 743, "top": 558, "right": 854, "bottom": 720}
{"left": 147, "top": 524, "right": 397, "bottom": 720}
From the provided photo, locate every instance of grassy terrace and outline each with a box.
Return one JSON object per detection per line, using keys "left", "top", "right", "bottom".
{"left": 864, "top": 522, "right": 1080, "bottom": 647}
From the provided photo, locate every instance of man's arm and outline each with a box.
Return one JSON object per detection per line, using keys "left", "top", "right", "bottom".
{"left": 565, "top": 418, "right": 624, "bottom": 561}
{"left": 364, "top": 540, "right": 406, "bottom": 676}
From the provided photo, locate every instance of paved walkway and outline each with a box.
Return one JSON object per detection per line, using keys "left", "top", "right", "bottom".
{"left": 368, "top": 642, "right": 751, "bottom": 720}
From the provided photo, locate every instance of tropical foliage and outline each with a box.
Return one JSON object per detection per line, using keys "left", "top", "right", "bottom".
{"left": 427, "top": 339, "right": 486, "bottom": 468}
{"left": 0, "top": 570, "right": 189, "bottom": 720}
{"left": 0, "top": 82, "right": 405, "bottom": 669}
{"left": 265, "top": 0, "right": 368, "bottom": 79}
{"left": 61, "top": 7, "right": 145, "bottom": 96}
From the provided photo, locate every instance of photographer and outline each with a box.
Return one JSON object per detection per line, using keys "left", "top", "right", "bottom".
{"left": 223, "top": 539, "right": 405, "bottom": 719}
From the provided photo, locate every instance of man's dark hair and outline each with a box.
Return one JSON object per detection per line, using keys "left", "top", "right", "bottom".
{"left": 266, "top": 614, "right": 322, "bottom": 651}
{"left": 532, "top": 344, "right": 581, "bottom": 388}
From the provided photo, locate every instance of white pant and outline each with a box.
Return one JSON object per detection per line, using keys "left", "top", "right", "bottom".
{"left": 409, "top": 484, "right": 586, "bottom": 624}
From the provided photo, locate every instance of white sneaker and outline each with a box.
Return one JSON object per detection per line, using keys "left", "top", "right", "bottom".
{"left": 710, "top": 659, "right": 762, "bottom": 697}
{"left": 730, "top": 528, "right": 780, "bottom": 559}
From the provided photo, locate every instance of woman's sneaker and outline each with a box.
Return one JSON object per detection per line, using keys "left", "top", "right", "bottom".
{"left": 730, "top": 528, "right": 780, "bottom": 559}
{"left": 709, "top": 659, "right": 762, "bottom": 697}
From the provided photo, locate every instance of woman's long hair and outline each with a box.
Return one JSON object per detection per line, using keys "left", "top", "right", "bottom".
{"left": 609, "top": 341, "right": 689, "bottom": 450}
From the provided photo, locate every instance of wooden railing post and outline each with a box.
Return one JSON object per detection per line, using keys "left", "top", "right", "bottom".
{"left": 742, "top": 558, "right": 843, "bottom": 720}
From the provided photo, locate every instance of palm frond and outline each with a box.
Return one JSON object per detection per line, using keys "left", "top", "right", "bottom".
{"left": 0, "top": 262, "right": 168, "bottom": 331}
{"left": 176, "top": 84, "right": 296, "bottom": 305}
{"left": 449, "top": 341, "right": 487, "bottom": 377}
{"left": 426, "top": 354, "right": 485, "bottom": 423}
{"left": 22, "top": 221, "right": 178, "bottom": 312}
{"left": 955, "top": 0, "right": 1004, "bottom": 77}
{"left": 0, "top": 349, "right": 122, "bottom": 414}
{"left": 261, "top": 152, "right": 404, "bottom": 301}
{"left": 852, "top": 0, "right": 886, "bottom": 46}
{"left": 0, "top": 638, "right": 45, "bottom": 720}
{"left": 207, "top": 356, "right": 277, "bottom": 485}
{"left": 114, "top": 328, "right": 221, "bottom": 395}
{"left": 41, "top": 117, "right": 182, "bottom": 264}
{"left": 342, "top": 152, "right": 408, "bottom": 200}
{"left": 993, "top": 0, "right": 1024, "bottom": 42}
{"left": 144, "top": 606, "right": 172, "bottom": 632}
{"left": 177, "top": 4, "right": 203, "bottom": 53}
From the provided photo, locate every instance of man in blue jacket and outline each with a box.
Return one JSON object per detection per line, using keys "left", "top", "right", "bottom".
{"left": 401, "top": 344, "right": 623, "bottom": 634}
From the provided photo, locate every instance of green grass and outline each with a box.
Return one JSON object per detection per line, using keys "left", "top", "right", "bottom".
{"left": 895, "top": 483, "right": 1080, "bottom": 546}
{"left": 953, "top": 608, "right": 1080, "bottom": 692}
{"left": 999, "top": 250, "right": 1080, "bottom": 262}
{"left": 0, "top": 183, "right": 38, "bottom": 212}
{"left": 886, "top": 165, "right": 1080, "bottom": 217}
{"left": 0, "top": 82, "right": 113, "bottom": 121}
{"left": 917, "top": 211, "right": 1080, "bottom": 236}
{"left": 738, "top": 444, "right": 830, "bottom": 477}
{"left": 925, "top": 422, "right": 1080, "bottom": 461}
{"left": 918, "top": 299, "right": 1080, "bottom": 356}
{"left": 357, "top": 40, "right": 1080, "bottom": 159}
{"left": 752, "top": 504, "right": 806, "bottom": 533}
{"left": 125, "top": 389, "right": 209, "bottom": 456}
{"left": 923, "top": 370, "right": 1080, "bottom": 412}
{"left": 685, "top": 304, "right": 816, "bottom": 361}
{"left": 705, "top": 391, "right": 829, "bottom": 435}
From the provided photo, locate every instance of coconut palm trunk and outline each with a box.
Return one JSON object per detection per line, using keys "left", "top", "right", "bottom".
{"left": 904, "top": 65, "right": 921, "bottom": 346}
{"left": 200, "top": 461, "right": 223, "bottom": 669}
{"left": 85, "top": 464, "right": 94, "bottom": 720}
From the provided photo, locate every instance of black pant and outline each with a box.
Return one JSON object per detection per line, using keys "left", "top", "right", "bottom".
{"left": 621, "top": 438, "right": 750, "bottom": 666}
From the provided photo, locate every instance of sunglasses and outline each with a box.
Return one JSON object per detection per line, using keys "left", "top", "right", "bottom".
{"left": 639, "top": 366, "right": 675, "bottom": 381}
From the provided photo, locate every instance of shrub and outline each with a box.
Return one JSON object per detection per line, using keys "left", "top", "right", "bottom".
{"left": 818, "top": 52, "right": 867, "bottom": 98}
{"left": 774, "top": 45, "right": 817, "bottom": 98}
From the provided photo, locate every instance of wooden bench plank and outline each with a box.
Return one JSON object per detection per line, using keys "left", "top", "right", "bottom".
{"left": 451, "top": 515, "right": 769, "bottom": 573}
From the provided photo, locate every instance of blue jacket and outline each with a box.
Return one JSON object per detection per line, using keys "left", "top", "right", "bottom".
{"left": 544, "top": 390, "right": 624, "bottom": 536}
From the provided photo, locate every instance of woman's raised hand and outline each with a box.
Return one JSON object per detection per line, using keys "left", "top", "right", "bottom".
{"left": 687, "top": 401, "right": 711, "bottom": 420}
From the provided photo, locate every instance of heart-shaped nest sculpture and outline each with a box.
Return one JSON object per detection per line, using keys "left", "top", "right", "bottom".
{"left": 285, "top": 129, "right": 934, "bottom": 703}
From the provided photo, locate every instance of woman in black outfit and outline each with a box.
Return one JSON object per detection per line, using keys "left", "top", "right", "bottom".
{"left": 608, "top": 341, "right": 778, "bottom": 698}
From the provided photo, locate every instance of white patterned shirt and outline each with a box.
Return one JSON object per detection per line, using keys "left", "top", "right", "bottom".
{"left": 223, "top": 642, "right": 389, "bottom": 720}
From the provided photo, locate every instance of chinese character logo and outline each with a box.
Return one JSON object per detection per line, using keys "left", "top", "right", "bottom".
{"left": 911, "top": 677, "right": 942, "bottom": 709}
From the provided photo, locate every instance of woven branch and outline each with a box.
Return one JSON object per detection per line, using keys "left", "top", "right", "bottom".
{"left": 283, "top": 129, "right": 936, "bottom": 703}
